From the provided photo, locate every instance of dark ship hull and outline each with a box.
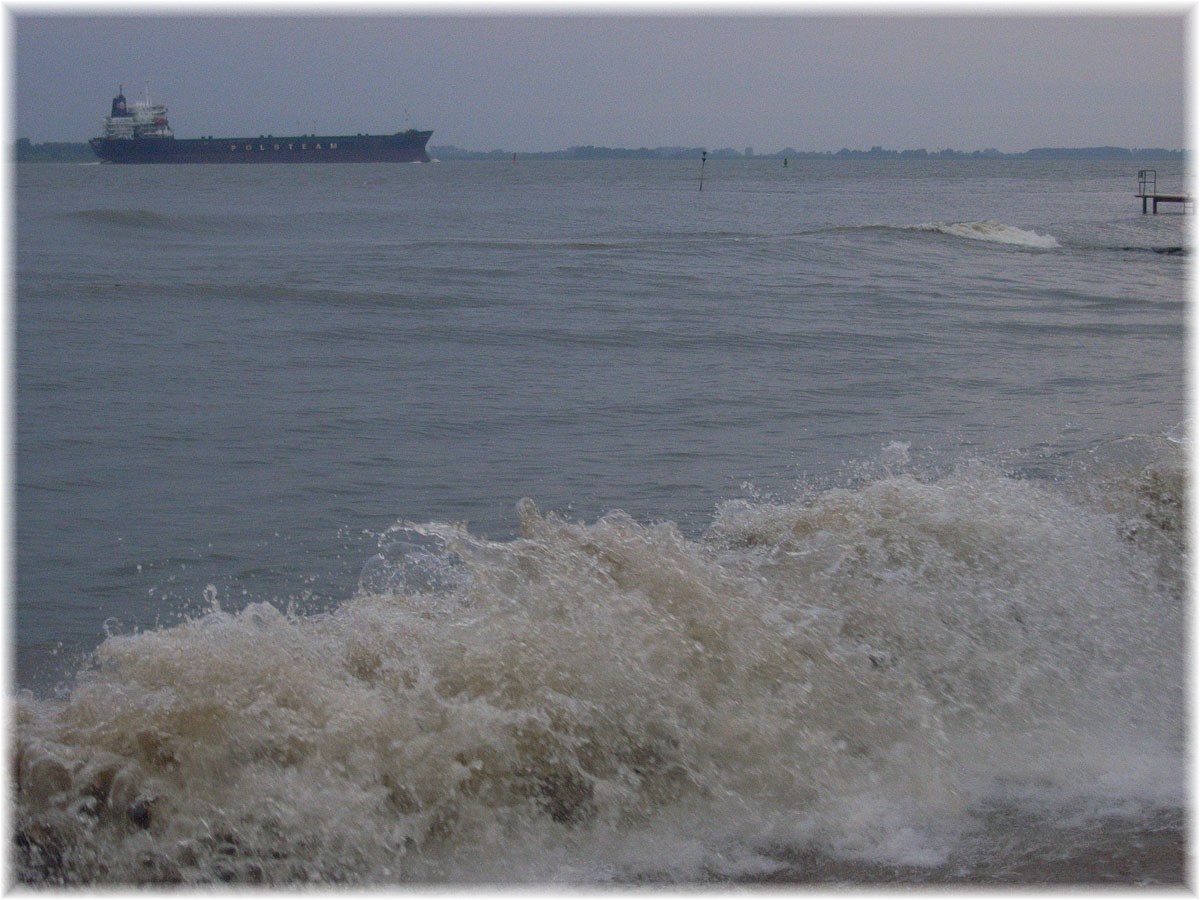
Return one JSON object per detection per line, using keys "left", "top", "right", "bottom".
{"left": 90, "top": 130, "right": 433, "bottom": 164}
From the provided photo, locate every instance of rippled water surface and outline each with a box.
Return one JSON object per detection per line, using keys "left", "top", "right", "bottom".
{"left": 14, "top": 157, "right": 1187, "bottom": 884}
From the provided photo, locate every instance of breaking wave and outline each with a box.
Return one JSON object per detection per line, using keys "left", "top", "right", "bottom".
{"left": 13, "top": 439, "right": 1185, "bottom": 885}
{"left": 912, "top": 221, "right": 1060, "bottom": 249}
{"left": 840, "top": 221, "right": 1061, "bottom": 250}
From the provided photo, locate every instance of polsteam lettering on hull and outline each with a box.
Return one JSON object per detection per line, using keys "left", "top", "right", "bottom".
{"left": 90, "top": 132, "right": 434, "bottom": 164}
{"left": 88, "top": 87, "right": 432, "bottom": 164}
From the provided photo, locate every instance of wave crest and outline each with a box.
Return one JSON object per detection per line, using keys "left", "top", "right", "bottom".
{"left": 13, "top": 451, "right": 1185, "bottom": 884}
{"left": 916, "top": 220, "right": 1060, "bottom": 248}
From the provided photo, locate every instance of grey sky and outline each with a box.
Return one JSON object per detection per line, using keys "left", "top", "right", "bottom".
{"left": 12, "top": 12, "right": 1187, "bottom": 152}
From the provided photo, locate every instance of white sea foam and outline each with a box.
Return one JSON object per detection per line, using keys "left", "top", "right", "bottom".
{"left": 919, "top": 220, "right": 1060, "bottom": 249}
{"left": 12, "top": 447, "right": 1185, "bottom": 885}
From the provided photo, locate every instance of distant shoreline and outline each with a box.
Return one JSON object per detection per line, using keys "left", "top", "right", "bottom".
{"left": 432, "top": 145, "right": 1186, "bottom": 162}
{"left": 12, "top": 138, "right": 1185, "bottom": 164}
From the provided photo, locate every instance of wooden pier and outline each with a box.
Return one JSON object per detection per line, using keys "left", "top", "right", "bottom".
{"left": 1137, "top": 169, "right": 1191, "bottom": 214}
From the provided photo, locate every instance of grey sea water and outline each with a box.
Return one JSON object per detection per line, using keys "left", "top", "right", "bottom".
{"left": 13, "top": 157, "right": 1187, "bottom": 884}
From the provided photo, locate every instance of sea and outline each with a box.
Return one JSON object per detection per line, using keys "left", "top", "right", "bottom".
{"left": 12, "top": 156, "right": 1188, "bottom": 885}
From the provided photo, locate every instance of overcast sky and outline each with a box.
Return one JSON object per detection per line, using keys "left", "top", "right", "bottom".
{"left": 11, "top": 11, "right": 1188, "bottom": 152}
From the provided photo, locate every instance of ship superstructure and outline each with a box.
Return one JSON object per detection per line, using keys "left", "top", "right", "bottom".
{"left": 98, "top": 86, "right": 173, "bottom": 141}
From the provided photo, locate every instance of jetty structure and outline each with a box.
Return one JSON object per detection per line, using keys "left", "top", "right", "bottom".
{"left": 1137, "top": 169, "right": 1191, "bottom": 214}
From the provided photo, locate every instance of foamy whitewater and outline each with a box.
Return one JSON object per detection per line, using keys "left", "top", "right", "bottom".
{"left": 14, "top": 440, "right": 1186, "bottom": 883}
{"left": 14, "top": 157, "right": 1187, "bottom": 884}
{"left": 918, "top": 220, "right": 1060, "bottom": 248}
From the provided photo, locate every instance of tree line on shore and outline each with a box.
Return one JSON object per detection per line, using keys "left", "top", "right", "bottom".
{"left": 433, "top": 144, "right": 1184, "bottom": 161}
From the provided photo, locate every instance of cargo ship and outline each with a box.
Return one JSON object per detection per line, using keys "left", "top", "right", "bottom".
{"left": 89, "top": 88, "right": 432, "bottom": 164}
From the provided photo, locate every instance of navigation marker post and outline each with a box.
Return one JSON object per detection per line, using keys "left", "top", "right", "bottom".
{"left": 699, "top": 150, "right": 707, "bottom": 192}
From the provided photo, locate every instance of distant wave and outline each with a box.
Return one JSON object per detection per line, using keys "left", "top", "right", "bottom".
{"left": 404, "top": 231, "right": 761, "bottom": 252}
{"left": 826, "top": 221, "right": 1060, "bottom": 250}
{"left": 69, "top": 209, "right": 261, "bottom": 235}
{"left": 71, "top": 209, "right": 175, "bottom": 229}
{"left": 1108, "top": 245, "right": 1187, "bottom": 256}
{"left": 911, "top": 220, "right": 1060, "bottom": 249}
